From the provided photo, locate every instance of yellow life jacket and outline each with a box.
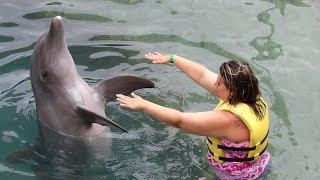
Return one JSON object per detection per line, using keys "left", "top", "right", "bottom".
{"left": 207, "top": 97, "right": 269, "bottom": 163}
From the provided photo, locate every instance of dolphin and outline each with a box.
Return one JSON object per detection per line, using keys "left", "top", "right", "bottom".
{"left": 7, "top": 15, "right": 154, "bottom": 178}
{"left": 30, "top": 16, "right": 154, "bottom": 137}
{"left": 6, "top": 15, "right": 154, "bottom": 177}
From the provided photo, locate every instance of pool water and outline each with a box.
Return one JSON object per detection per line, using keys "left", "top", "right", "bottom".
{"left": 0, "top": 0, "right": 319, "bottom": 179}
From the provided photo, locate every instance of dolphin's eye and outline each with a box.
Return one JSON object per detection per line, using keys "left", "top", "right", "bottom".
{"left": 41, "top": 71, "right": 49, "bottom": 80}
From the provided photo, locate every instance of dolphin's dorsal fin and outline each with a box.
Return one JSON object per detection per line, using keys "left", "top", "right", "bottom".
{"left": 94, "top": 75, "right": 154, "bottom": 102}
{"left": 75, "top": 104, "right": 128, "bottom": 133}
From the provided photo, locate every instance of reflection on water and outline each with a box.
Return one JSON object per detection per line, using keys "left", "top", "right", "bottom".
{"left": 250, "top": 9, "right": 283, "bottom": 61}
{"left": 248, "top": 1, "right": 314, "bottom": 178}
{"left": 250, "top": 0, "right": 311, "bottom": 61}
{"left": 0, "top": 43, "right": 35, "bottom": 60}
{"left": 0, "top": 56, "right": 30, "bottom": 75}
{"left": 251, "top": 0, "right": 312, "bottom": 147}
{"left": 0, "top": 22, "right": 19, "bottom": 27}
{"left": 106, "top": 0, "right": 144, "bottom": 5}
{"left": 261, "top": 0, "right": 310, "bottom": 15}
{"left": 90, "top": 34, "right": 246, "bottom": 61}
{"left": 0, "top": 35, "right": 14, "bottom": 42}
{"left": 23, "top": 11, "right": 112, "bottom": 22}
{"left": 69, "top": 45, "right": 142, "bottom": 71}
{"left": 46, "top": 2, "right": 62, "bottom": 6}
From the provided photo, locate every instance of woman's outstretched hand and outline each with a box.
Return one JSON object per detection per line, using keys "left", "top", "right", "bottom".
{"left": 145, "top": 52, "right": 170, "bottom": 64}
{"left": 116, "top": 92, "right": 145, "bottom": 110}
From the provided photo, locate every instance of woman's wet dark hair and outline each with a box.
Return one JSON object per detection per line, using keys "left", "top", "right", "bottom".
{"left": 219, "top": 60, "right": 266, "bottom": 120}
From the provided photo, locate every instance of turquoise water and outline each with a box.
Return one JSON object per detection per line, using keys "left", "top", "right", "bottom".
{"left": 0, "top": 0, "right": 319, "bottom": 179}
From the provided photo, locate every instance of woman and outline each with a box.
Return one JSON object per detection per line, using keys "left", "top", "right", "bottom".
{"left": 116, "top": 53, "right": 271, "bottom": 179}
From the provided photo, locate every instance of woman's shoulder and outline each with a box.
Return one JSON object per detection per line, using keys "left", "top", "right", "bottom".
{"left": 212, "top": 109, "right": 250, "bottom": 142}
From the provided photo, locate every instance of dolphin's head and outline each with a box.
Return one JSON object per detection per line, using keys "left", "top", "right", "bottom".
{"left": 31, "top": 16, "right": 77, "bottom": 92}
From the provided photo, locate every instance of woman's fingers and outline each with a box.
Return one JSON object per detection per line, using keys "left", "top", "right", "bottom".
{"left": 155, "top": 52, "right": 162, "bottom": 56}
{"left": 145, "top": 54, "right": 154, "bottom": 61}
{"left": 145, "top": 53, "right": 159, "bottom": 64}
{"left": 116, "top": 94, "right": 126, "bottom": 99}
{"left": 145, "top": 53, "right": 153, "bottom": 57}
{"left": 116, "top": 94, "right": 129, "bottom": 103}
{"left": 116, "top": 93, "right": 143, "bottom": 110}
{"left": 117, "top": 98, "right": 126, "bottom": 104}
{"left": 117, "top": 94, "right": 137, "bottom": 109}
{"left": 145, "top": 53, "right": 159, "bottom": 58}
{"left": 145, "top": 52, "right": 168, "bottom": 64}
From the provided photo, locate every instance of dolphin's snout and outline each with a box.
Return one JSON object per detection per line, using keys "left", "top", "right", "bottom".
{"left": 52, "top": 15, "right": 63, "bottom": 23}
{"left": 52, "top": 16, "right": 63, "bottom": 26}
{"left": 48, "top": 16, "right": 64, "bottom": 39}
{"left": 47, "top": 16, "right": 65, "bottom": 45}
{"left": 55, "top": 16, "right": 62, "bottom": 20}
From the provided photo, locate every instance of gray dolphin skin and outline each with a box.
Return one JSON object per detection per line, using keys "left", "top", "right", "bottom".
{"left": 6, "top": 15, "right": 154, "bottom": 178}
{"left": 31, "top": 16, "right": 154, "bottom": 137}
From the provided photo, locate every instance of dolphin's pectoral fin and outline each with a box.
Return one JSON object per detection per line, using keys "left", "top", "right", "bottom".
{"left": 75, "top": 104, "right": 128, "bottom": 133}
{"left": 94, "top": 75, "right": 154, "bottom": 101}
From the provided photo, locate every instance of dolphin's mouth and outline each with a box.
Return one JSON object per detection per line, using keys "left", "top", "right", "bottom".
{"left": 48, "top": 32, "right": 56, "bottom": 65}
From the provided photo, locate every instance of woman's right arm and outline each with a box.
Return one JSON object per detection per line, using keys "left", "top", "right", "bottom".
{"left": 145, "top": 53, "right": 218, "bottom": 94}
{"left": 116, "top": 92, "right": 235, "bottom": 138}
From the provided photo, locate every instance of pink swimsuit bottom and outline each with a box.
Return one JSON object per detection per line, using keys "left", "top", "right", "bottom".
{"left": 207, "top": 138, "right": 271, "bottom": 180}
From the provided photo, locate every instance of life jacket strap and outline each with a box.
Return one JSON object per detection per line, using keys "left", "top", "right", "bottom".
{"left": 208, "top": 143, "right": 268, "bottom": 162}
{"left": 207, "top": 130, "right": 269, "bottom": 152}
